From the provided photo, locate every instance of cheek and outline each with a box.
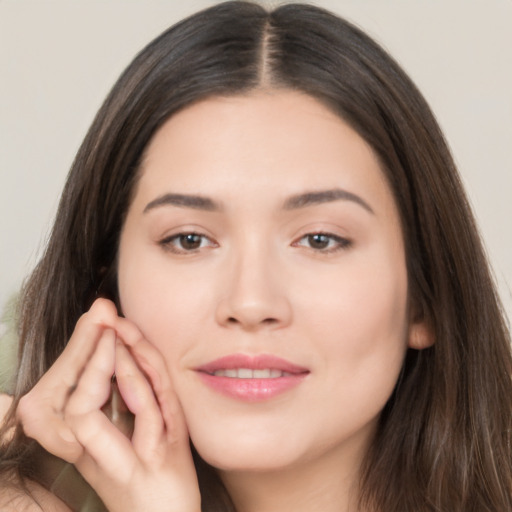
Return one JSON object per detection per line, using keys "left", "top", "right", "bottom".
{"left": 297, "top": 248, "right": 409, "bottom": 389}
{"left": 299, "top": 247, "right": 408, "bottom": 337}
{"left": 287, "top": 257, "right": 409, "bottom": 447}
{"left": 117, "top": 257, "right": 214, "bottom": 366}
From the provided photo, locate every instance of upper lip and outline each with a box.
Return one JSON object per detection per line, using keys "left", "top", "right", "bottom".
{"left": 195, "top": 353, "right": 310, "bottom": 375}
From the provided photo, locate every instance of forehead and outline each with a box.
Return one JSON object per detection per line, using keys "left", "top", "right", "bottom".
{"left": 134, "top": 90, "right": 394, "bottom": 215}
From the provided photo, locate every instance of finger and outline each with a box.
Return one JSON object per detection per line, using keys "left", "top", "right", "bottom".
{"left": 17, "top": 299, "right": 121, "bottom": 464}
{"left": 29, "top": 328, "right": 114, "bottom": 463}
{"left": 115, "top": 340, "right": 165, "bottom": 458}
{"left": 104, "top": 314, "right": 171, "bottom": 408}
{"left": 63, "top": 330, "right": 138, "bottom": 476}
{"left": 110, "top": 314, "right": 147, "bottom": 351}
{"left": 65, "top": 328, "right": 116, "bottom": 417}
{"left": 72, "top": 404, "right": 137, "bottom": 485}
{"left": 17, "top": 322, "right": 109, "bottom": 462}
{"left": 17, "top": 392, "right": 82, "bottom": 462}
{"left": 36, "top": 320, "right": 104, "bottom": 410}
{"left": 17, "top": 312, "right": 113, "bottom": 461}
{"left": 33, "top": 298, "right": 119, "bottom": 411}
{"left": 126, "top": 337, "right": 189, "bottom": 445}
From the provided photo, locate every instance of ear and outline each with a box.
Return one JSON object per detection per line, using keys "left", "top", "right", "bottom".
{"left": 407, "top": 318, "right": 435, "bottom": 350}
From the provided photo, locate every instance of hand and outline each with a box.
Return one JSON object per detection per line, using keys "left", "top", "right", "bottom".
{"left": 17, "top": 298, "right": 201, "bottom": 512}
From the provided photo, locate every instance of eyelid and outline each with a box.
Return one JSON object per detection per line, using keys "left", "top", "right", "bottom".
{"left": 158, "top": 230, "right": 218, "bottom": 254}
{"left": 156, "top": 226, "right": 352, "bottom": 255}
{"left": 291, "top": 231, "right": 352, "bottom": 253}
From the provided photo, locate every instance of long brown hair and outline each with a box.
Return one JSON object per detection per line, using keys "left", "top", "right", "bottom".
{"left": 1, "top": 2, "right": 510, "bottom": 510}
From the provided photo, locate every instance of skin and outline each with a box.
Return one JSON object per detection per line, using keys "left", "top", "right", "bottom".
{"left": 118, "top": 90, "right": 431, "bottom": 510}
{"left": 8, "top": 89, "right": 432, "bottom": 512}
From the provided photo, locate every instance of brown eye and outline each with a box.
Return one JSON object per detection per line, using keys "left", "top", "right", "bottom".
{"left": 307, "top": 234, "right": 331, "bottom": 249}
{"left": 159, "top": 232, "right": 216, "bottom": 254}
{"left": 294, "top": 232, "right": 352, "bottom": 253}
{"left": 179, "top": 233, "right": 203, "bottom": 250}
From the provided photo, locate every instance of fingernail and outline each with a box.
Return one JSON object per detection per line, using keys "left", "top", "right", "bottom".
{"left": 59, "top": 427, "right": 76, "bottom": 444}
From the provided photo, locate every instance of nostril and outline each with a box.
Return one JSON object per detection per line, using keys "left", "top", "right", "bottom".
{"left": 226, "top": 315, "right": 278, "bottom": 327}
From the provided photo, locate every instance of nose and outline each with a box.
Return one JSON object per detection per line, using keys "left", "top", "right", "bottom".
{"left": 215, "top": 246, "right": 292, "bottom": 331}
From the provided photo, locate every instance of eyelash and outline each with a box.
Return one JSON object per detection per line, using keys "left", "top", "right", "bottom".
{"left": 159, "top": 232, "right": 217, "bottom": 254}
{"left": 292, "top": 232, "right": 352, "bottom": 253}
{"left": 159, "top": 231, "right": 352, "bottom": 255}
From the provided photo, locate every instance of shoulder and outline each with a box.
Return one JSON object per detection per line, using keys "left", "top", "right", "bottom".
{"left": 0, "top": 479, "right": 72, "bottom": 512}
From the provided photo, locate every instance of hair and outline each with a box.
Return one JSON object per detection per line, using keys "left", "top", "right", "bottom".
{"left": 1, "top": 1, "right": 510, "bottom": 511}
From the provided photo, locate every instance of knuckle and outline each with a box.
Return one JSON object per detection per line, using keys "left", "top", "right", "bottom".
{"left": 17, "top": 393, "right": 35, "bottom": 421}
{"left": 63, "top": 409, "right": 77, "bottom": 428}
{"left": 17, "top": 395, "right": 40, "bottom": 436}
{"left": 74, "top": 310, "right": 91, "bottom": 330}
{"left": 64, "top": 387, "right": 84, "bottom": 418}
{"left": 90, "top": 297, "right": 117, "bottom": 319}
{"left": 76, "top": 298, "right": 117, "bottom": 330}
{"left": 63, "top": 401, "right": 83, "bottom": 428}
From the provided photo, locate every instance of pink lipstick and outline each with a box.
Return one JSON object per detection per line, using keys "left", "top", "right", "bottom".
{"left": 195, "top": 354, "right": 309, "bottom": 402}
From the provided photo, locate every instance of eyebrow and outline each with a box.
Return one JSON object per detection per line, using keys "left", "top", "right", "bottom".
{"left": 143, "top": 188, "right": 374, "bottom": 215}
{"left": 143, "top": 193, "right": 221, "bottom": 213}
{"left": 283, "top": 188, "right": 374, "bottom": 214}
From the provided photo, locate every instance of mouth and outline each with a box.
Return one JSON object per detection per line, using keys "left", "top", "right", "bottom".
{"left": 209, "top": 368, "right": 293, "bottom": 378}
{"left": 194, "top": 354, "right": 310, "bottom": 401}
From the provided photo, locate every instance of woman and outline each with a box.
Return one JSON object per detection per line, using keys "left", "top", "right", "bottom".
{"left": 1, "top": 1, "right": 510, "bottom": 511}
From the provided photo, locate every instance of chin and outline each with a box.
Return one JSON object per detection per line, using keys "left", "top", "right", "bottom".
{"left": 191, "top": 432, "right": 303, "bottom": 473}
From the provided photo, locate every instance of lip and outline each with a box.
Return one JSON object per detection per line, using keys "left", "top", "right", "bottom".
{"left": 195, "top": 354, "right": 310, "bottom": 402}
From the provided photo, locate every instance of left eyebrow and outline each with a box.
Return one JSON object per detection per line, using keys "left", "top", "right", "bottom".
{"left": 282, "top": 188, "right": 375, "bottom": 214}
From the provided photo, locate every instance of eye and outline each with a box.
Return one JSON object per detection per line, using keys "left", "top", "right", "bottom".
{"left": 293, "top": 232, "right": 352, "bottom": 253}
{"left": 159, "top": 232, "right": 217, "bottom": 253}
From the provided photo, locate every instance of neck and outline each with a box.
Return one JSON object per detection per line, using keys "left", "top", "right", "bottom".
{"left": 218, "top": 433, "right": 371, "bottom": 512}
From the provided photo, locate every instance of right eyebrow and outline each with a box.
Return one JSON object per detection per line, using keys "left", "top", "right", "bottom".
{"left": 143, "top": 193, "right": 221, "bottom": 213}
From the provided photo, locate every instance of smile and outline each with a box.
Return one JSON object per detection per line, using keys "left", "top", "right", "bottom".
{"left": 195, "top": 354, "right": 310, "bottom": 401}
{"left": 211, "top": 368, "right": 292, "bottom": 378}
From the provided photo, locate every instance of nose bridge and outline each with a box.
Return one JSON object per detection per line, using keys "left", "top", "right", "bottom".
{"left": 235, "top": 242, "right": 274, "bottom": 300}
{"left": 216, "top": 233, "right": 291, "bottom": 330}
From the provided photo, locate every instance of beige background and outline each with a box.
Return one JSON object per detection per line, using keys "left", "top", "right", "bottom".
{"left": 0, "top": 0, "right": 511, "bottom": 324}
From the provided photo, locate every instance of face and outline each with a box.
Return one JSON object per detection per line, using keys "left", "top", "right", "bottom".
{"left": 118, "top": 90, "right": 426, "bottom": 474}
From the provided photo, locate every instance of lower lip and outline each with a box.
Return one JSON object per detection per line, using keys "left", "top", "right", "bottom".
{"left": 197, "top": 372, "right": 308, "bottom": 402}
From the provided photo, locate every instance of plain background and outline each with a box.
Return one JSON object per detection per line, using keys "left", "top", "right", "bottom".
{"left": 0, "top": 0, "right": 511, "bottom": 325}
